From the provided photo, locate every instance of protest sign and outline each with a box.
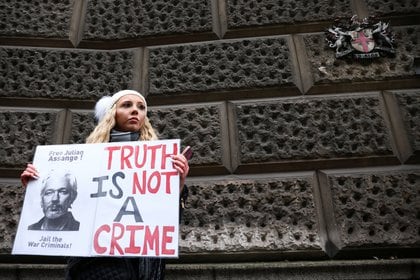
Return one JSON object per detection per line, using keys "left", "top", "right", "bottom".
{"left": 12, "top": 139, "right": 180, "bottom": 258}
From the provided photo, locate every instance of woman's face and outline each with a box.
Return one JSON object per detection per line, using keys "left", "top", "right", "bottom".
{"left": 114, "top": 94, "right": 146, "bottom": 132}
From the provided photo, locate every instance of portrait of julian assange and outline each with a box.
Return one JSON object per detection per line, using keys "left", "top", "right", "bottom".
{"left": 27, "top": 169, "right": 80, "bottom": 231}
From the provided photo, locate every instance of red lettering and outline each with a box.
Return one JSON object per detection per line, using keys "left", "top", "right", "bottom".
{"left": 93, "top": 224, "right": 176, "bottom": 256}
{"left": 134, "top": 144, "right": 147, "bottom": 168}
{"left": 162, "top": 226, "right": 175, "bottom": 255}
{"left": 142, "top": 226, "right": 160, "bottom": 256}
{"left": 110, "top": 223, "right": 125, "bottom": 255}
{"left": 105, "top": 146, "right": 121, "bottom": 170}
{"left": 147, "top": 144, "right": 161, "bottom": 169}
{"left": 124, "top": 225, "right": 144, "bottom": 254}
{"left": 161, "top": 143, "right": 178, "bottom": 169}
{"left": 133, "top": 171, "right": 174, "bottom": 195}
{"left": 161, "top": 171, "right": 178, "bottom": 194}
{"left": 105, "top": 142, "right": 179, "bottom": 171}
{"left": 93, "top": 224, "right": 110, "bottom": 254}
{"left": 120, "top": 145, "right": 134, "bottom": 169}
{"left": 132, "top": 171, "right": 146, "bottom": 194}
{"left": 148, "top": 171, "right": 161, "bottom": 194}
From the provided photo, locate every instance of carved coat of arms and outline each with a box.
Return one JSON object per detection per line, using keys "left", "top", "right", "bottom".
{"left": 325, "top": 16, "right": 395, "bottom": 59}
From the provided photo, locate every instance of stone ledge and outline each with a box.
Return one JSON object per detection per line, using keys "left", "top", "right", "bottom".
{"left": 168, "top": 259, "right": 420, "bottom": 280}
{"left": 0, "top": 259, "right": 418, "bottom": 280}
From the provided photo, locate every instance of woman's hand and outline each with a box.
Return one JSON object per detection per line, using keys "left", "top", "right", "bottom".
{"left": 20, "top": 163, "right": 39, "bottom": 187}
{"left": 171, "top": 153, "right": 189, "bottom": 192}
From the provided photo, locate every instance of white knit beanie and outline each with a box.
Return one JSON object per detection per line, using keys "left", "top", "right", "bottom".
{"left": 94, "top": 90, "right": 147, "bottom": 122}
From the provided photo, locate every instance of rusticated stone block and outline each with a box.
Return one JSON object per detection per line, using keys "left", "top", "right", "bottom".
{"left": 0, "top": 0, "right": 72, "bottom": 38}
{"left": 299, "top": 26, "right": 419, "bottom": 92}
{"left": 382, "top": 90, "right": 420, "bottom": 164}
{"left": 366, "top": 0, "right": 420, "bottom": 17}
{"left": 83, "top": 0, "right": 213, "bottom": 40}
{"left": 225, "top": 0, "right": 352, "bottom": 29}
{"left": 0, "top": 109, "right": 65, "bottom": 168}
{"left": 180, "top": 173, "right": 325, "bottom": 257}
{"left": 148, "top": 103, "right": 228, "bottom": 171}
{"left": 230, "top": 93, "right": 395, "bottom": 171}
{"left": 147, "top": 36, "right": 298, "bottom": 95}
{"left": 393, "top": 90, "right": 420, "bottom": 156}
{"left": 319, "top": 167, "right": 420, "bottom": 256}
{"left": 0, "top": 47, "right": 134, "bottom": 100}
{"left": 67, "top": 110, "right": 96, "bottom": 144}
{"left": 0, "top": 181, "right": 24, "bottom": 253}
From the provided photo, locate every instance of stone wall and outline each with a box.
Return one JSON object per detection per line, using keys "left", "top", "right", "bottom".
{"left": 0, "top": 0, "right": 419, "bottom": 278}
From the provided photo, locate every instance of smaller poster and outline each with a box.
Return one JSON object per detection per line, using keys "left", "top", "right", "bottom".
{"left": 12, "top": 139, "right": 180, "bottom": 258}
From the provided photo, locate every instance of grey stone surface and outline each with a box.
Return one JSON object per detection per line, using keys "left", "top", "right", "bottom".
{"left": 147, "top": 36, "right": 297, "bottom": 95}
{"left": 320, "top": 167, "right": 420, "bottom": 251}
{"left": 0, "top": 181, "right": 24, "bottom": 254}
{"left": 393, "top": 90, "right": 420, "bottom": 153}
{"left": 0, "top": 0, "right": 419, "bottom": 276}
{"left": 0, "top": 0, "right": 72, "bottom": 38}
{"left": 366, "top": 0, "right": 420, "bottom": 17}
{"left": 300, "top": 26, "right": 419, "bottom": 87}
{"left": 0, "top": 47, "right": 135, "bottom": 100}
{"left": 0, "top": 264, "right": 65, "bottom": 280}
{"left": 168, "top": 259, "right": 420, "bottom": 280}
{"left": 230, "top": 94, "right": 394, "bottom": 166}
{"left": 180, "top": 174, "right": 323, "bottom": 255}
{"left": 148, "top": 103, "right": 227, "bottom": 168}
{"left": 83, "top": 0, "right": 213, "bottom": 40}
{"left": 67, "top": 110, "right": 96, "bottom": 144}
{"left": 225, "top": 0, "right": 352, "bottom": 28}
{"left": 0, "top": 109, "right": 65, "bottom": 168}
{"left": 0, "top": 259, "right": 419, "bottom": 280}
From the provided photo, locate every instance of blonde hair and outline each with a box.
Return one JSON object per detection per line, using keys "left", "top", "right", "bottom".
{"left": 86, "top": 103, "right": 158, "bottom": 144}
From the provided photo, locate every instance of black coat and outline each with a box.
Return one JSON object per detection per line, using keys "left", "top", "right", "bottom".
{"left": 28, "top": 212, "right": 80, "bottom": 231}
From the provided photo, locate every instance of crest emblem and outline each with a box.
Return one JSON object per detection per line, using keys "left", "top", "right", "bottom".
{"left": 350, "top": 29, "right": 374, "bottom": 53}
{"left": 326, "top": 16, "right": 395, "bottom": 60}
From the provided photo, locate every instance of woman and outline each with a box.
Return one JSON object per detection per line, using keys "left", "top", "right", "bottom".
{"left": 21, "top": 89, "right": 190, "bottom": 279}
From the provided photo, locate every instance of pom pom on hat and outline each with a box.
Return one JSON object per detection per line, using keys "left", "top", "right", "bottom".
{"left": 94, "top": 95, "right": 113, "bottom": 122}
{"left": 94, "top": 90, "right": 147, "bottom": 122}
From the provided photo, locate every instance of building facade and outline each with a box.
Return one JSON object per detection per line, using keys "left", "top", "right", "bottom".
{"left": 0, "top": 0, "right": 419, "bottom": 279}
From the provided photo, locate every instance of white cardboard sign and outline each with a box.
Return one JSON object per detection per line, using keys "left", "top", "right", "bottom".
{"left": 12, "top": 139, "right": 180, "bottom": 258}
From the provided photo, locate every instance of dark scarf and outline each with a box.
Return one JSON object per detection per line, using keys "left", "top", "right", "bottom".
{"left": 110, "top": 129, "right": 140, "bottom": 142}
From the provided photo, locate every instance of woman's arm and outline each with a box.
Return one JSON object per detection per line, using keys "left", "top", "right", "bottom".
{"left": 171, "top": 153, "right": 189, "bottom": 191}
